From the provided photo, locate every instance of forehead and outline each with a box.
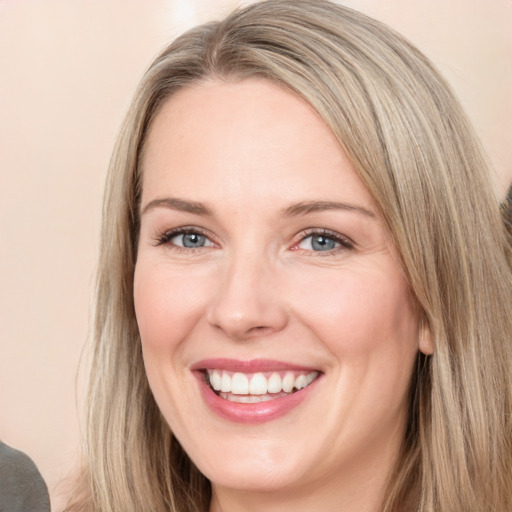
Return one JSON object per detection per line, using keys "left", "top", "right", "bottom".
{"left": 140, "top": 78, "right": 376, "bottom": 212}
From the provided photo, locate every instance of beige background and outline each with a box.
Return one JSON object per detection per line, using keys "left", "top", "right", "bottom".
{"left": 1, "top": 1, "right": 511, "bottom": 509}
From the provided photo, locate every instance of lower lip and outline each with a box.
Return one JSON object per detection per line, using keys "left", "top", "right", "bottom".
{"left": 194, "top": 372, "right": 319, "bottom": 424}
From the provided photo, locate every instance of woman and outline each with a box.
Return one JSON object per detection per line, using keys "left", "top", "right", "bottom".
{"left": 66, "top": 1, "right": 512, "bottom": 511}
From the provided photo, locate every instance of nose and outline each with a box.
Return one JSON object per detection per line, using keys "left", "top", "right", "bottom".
{"left": 206, "top": 252, "right": 288, "bottom": 341}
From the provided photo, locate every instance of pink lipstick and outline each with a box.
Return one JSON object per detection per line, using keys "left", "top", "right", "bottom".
{"left": 192, "top": 359, "right": 321, "bottom": 424}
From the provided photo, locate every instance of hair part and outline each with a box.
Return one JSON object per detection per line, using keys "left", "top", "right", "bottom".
{"left": 66, "top": 1, "right": 512, "bottom": 511}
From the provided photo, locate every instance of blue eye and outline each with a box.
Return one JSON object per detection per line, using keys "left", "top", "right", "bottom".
{"left": 297, "top": 231, "right": 353, "bottom": 252}
{"left": 174, "top": 232, "right": 207, "bottom": 248}
{"left": 301, "top": 234, "right": 338, "bottom": 251}
{"left": 314, "top": 235, "right": 338, "bottom": 251}
{"left": 157, "top": 228, "right": 214, "bottom": 249}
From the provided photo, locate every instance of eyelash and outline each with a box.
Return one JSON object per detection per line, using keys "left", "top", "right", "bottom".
{"left": 154, "top": 227, "right": 354, "bottom": 254}
{"left": 293, "top": 228, "right": 355, "bottom": 253}
{"left": 155, "top": 226, "right": 213, "bottom": 249}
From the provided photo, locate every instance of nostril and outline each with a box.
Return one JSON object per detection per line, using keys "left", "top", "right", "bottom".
{"left": 247, "top": 325, "right": 276, "bottom": 337}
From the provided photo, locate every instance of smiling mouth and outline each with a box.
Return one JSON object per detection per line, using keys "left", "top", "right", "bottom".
{"left": 204, "top": 369, "right": 320, "bottom": 403}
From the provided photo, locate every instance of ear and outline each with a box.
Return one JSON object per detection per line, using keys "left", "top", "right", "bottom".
{"left": 418, "top": 318, "right": 434, "bottom": 355}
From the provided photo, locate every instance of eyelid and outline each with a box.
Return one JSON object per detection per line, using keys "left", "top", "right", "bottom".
{"left": 152, "top": 225, "right": 354, "bottom": 254}
{"left": 154, "top": 225, "right": 217, "bottom": 248}
{"left": 290, "top": 228, "right": 355, "bottom": 253}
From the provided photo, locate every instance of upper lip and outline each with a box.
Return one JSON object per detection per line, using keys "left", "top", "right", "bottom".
{"left": 190, "top": 358, "right": 319, "bottom": 373}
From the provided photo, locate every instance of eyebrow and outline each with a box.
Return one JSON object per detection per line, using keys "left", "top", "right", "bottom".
{"left": 141, "top": 197, "right": 376, "bottom": 219}
{"left": 281, "top": 200, "right": 376, "bottom": 219}
{"left": 141, "top": 197, "right": 213, "bottom": 216}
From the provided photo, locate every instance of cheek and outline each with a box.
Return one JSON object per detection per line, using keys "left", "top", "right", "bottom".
{"left": 288, "top": 264, "right": 419, "bottom": 361}
{"left": 292, "top": 265, "right": 419, "bottom": 435}
{"left": 133, "top": 262, "right": 213, "bottom": 426}
{"left": 133, "top": 263, "right": 210, "bottom": 355}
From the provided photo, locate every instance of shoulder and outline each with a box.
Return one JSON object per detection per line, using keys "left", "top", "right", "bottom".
{"left": 0, "top": 441, "right": 45, "bottom": 483}
{"left": 0, "top": 441, "right": 50, "bottom": 512}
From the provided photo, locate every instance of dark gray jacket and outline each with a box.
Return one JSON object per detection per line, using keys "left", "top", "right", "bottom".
{"left": 0, "top": 442, "right": 50, "bottom": 512}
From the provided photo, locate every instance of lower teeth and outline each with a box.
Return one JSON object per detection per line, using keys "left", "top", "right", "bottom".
{"left": 218, "top": 391, "right": 292, "bottom": 403}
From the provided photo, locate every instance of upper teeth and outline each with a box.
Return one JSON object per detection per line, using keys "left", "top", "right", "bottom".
{"left": 206, "top": 370, "right": 319, "bottom": 395}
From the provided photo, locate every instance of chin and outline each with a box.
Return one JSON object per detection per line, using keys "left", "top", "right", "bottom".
{"left": 203, "top": 458, "right": 306, "bottom": 494}
{"left": 183, "top": 431, "right": 310, "bottom": 493}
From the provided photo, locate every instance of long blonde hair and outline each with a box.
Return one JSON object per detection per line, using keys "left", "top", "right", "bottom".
{"left": 66, "top": 1, "right": 512, "bottom": 510}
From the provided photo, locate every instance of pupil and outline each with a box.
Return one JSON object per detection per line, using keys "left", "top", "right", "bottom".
{"left": 312, "top": 235, "right": 335, "bottom": 251}
{"left": 183, "top": 233, "right": 205, "bottom": 248}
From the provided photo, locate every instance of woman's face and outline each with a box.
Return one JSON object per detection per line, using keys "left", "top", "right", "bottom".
{"left": 134, "top": 78, "right": 428, "bottom": 504}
